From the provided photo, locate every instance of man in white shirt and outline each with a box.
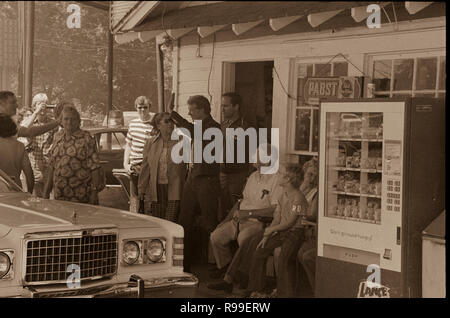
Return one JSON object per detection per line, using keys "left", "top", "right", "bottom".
{"left": 123, "top": 96, "right": 153, "bottom": 212}
{"left": 208, "top": 144, "right": 282, "bottom": 285}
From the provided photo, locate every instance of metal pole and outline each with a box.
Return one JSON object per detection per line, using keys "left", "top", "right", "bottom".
{"left": 107, "top": 24, "right": 113, "bottom": 122}
{"left": 156, "top": 42, "right": 165, "bottom": 112}
{"left": 17, "top": 1, "right": 25, "bottom": 106}
{"left": 24, "top": 1, "right": 35, "bottom": 109}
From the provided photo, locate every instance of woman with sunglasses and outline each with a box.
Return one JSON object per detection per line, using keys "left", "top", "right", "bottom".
{"left": 138, "top": 112, "right": 187, "bottom": 222}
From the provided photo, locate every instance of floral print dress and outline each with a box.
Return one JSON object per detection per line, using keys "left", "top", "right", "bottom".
{"left": 49, "top": 129, "right": 100, "bottom": 203}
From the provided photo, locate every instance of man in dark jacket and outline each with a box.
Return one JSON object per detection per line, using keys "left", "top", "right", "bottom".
{"left": 170, "top": 95, "right": 221, "bottom": 272}
{"left": 219, "top": 92, "right": 251, "bottom": 221}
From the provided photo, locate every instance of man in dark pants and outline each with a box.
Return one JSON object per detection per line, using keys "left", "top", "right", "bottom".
{"left": 219, "top": 92, "right": 251, "bottom": 222}
{"left": 169, "top": 95, "right": 221, "bottom": 273}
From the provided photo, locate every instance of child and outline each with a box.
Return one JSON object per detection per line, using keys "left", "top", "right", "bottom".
{"left": 242, "top": 163, "right": 308, "bottom": 297}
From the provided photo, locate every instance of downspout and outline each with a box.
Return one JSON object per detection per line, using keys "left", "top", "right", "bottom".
{"left": 156, "top": 40, "right": 165, "bottom": 112}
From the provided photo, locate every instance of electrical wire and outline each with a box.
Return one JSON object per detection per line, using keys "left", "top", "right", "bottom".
{"left": 207, "top": 33, "right": 215, "bottom": 102}
{"left": 161, "top": 4, "right": 175, "bottom": 41}
{"left": 273, "top": 53, "right": 368, "bottom": 102}
{"left": 272, "top": 65, "right": 295, "bottom": 101}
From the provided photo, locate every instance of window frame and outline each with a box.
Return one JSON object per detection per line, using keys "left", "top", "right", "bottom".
{"left": 367, "top": 49, "right": 446, "bottom": 98}
{"left": 289, "top": 57, "right": 349, "bottom": 156}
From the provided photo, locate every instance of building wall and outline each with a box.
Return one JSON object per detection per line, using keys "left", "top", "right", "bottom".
{"left": 172, "top": 17, "right": 446, "bottom": 160}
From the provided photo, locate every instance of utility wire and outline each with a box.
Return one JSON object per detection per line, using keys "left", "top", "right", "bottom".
{"left": 207, "top": 33, "right": 216, "bottom": 102}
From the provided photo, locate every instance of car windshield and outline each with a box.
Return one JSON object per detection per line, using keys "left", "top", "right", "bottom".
{"left": 0, "top": 170, "right": 23, "bottom": 193}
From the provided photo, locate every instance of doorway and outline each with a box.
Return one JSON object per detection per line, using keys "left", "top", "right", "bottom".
{"left": 222, "top": 61, "right": 274, "bottom": 142}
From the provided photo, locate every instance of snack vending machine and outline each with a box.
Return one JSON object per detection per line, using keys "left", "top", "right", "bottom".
{"left": 315, "top": 98, "right": 445, "bottom": 298}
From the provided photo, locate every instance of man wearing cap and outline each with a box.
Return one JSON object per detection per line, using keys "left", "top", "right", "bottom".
{"left": 123, "top": 96, "right": 153, "bottom": 212}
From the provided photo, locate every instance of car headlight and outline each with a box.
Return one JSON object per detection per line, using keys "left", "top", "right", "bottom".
{"left": 0, "top": 252, "right": 11, "bottom": 279}
{"left": 145, "top": 239, "right": 165, "bottom": 263}
{"left": 122, "top": 241, "right": 140, "bottom": 265}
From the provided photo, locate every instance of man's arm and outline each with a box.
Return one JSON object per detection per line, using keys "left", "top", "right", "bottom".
{"left": 20, "top": 103, "right": 46, "bottom": 127}
{"left": 236, "top": 205, "right": 277, "bottom": 220}
{"left": 170, "top": 111, "right": 194, "bottom": 136}
{"left": 18, "top": 121, "right": 59, "bottom": 138}
{"left": 123, "top": 142, "right": 132, "bottom": 173}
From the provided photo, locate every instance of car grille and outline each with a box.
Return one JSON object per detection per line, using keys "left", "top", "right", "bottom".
{"left": 25, "top": 233, "right": 117, "bottom": 284}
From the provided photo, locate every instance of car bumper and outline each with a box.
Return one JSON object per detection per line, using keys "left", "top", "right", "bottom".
{"left": 18, "top": 274, "right": 199, "bottom": 298}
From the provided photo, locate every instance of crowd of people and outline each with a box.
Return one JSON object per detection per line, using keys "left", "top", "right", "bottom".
{"left": 0, "top": 89, "right": 319, "bottom": 298}
{"left": 124, "top": 92, "right": 319, "bottom": 298}
{"left": 0, "top": 91, "right": 102, "bottom": 204}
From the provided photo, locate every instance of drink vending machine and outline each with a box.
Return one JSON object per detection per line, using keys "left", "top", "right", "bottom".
{"left": 315, "top": 98, "right": 445, "bottom": 298}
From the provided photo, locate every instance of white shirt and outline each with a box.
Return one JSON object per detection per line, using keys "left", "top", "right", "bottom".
{"left": 240, "top": 170, "right": 282, "bottom": 210}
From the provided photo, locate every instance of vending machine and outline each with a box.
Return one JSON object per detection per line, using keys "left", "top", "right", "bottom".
{"left": 315, "top": 97, "right": 445, "bottom": 298}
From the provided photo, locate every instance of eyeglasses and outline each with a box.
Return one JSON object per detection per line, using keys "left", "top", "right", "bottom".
{"left": 160, "top": 119, "right": 172, "bottom": 124}
{"left": 137, "top": 106, "right": 148, "bottom": 110}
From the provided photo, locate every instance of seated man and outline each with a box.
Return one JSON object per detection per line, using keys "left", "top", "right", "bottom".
{"left": 207, "top": 144, "right": 282, "bottom": 289}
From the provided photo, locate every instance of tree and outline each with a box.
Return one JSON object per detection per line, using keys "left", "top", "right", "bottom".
{"left": 1, "top": 1, "right": 171, "bottom": 124}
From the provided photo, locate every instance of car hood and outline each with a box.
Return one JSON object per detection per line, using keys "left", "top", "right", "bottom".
{"left": 0, "top": 193, "right": 160, "bottom": 230}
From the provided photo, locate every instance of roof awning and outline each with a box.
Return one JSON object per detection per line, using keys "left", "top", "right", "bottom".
{"left": 114, "top": 1, "right": 444, "bottom": 44}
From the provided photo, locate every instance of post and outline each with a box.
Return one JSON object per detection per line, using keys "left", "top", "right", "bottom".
{"left": 106, "top": 27, "right": 113, "bottom": 150}
{"left": 17, "top": 1, "right": 25, "bottom": 106}
{"left": 156, "top": 41, "right": 165, "bottom": 112}
{"left": 107, "top": 27, "right": 113, "bottom": 124}
{"left": 24, "top": 1, "right": 35, "bottom": 109}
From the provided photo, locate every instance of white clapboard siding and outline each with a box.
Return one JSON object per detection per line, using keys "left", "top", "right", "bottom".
{"left": 178, "top": 68, "right": 212, "bottom": 82}
{"left": 171, "top": 17, "right": 445, "bottom": 157}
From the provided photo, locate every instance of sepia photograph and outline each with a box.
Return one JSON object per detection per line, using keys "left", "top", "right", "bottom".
{"left": 0, "top": 1, "right": 445, "bottom": 303}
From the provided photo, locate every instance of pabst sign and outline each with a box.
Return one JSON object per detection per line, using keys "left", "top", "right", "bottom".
{"left": 303, "top": 77, "right": 361, "bottom": 105}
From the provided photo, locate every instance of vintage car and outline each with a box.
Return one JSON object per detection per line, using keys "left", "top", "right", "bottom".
{"left": 86, "top": 126, "right": 128, "bottom": 185}
{"left": 0, "top": 169, "right": 198, "bottom": 298}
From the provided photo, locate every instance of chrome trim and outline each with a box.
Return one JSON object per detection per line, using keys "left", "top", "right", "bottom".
{"left": 22, "top": 229, "right": 118, "bottom": 285}
{"left": 23, "top": 274, "right": 199, "bottom": 298}
{"left": 0, "top": 249, "right": 15, "bottom": 280}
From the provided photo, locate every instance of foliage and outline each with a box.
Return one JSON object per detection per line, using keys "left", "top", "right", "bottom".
{"left": 1, "top": 1, "right": 172, "bottom": 122}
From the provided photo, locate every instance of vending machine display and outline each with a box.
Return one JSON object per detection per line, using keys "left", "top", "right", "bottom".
{"left": 315, "top": 98, "right": 445, "bottom": 298}
{"left": 325, "top": 112, "right": 384, "bottom": 225}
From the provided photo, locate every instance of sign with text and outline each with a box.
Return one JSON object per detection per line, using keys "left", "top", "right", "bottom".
{"left": 303, "top": 77, "right": 362, "bottom": 105}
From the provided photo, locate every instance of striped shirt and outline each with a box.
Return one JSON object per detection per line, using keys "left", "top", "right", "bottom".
{"left": 126, "top": 118, "right": 153, "bottom": 167}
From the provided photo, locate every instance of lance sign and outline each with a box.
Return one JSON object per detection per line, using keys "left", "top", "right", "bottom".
{"left": 303, "top": 77, "right": 362, "bottom": 105}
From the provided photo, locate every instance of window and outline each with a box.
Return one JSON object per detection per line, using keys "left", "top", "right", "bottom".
{"left": 372, "top": 54, "right": 445, "bottom": 98}
{"left": 98, "top": 132, "right": 126, "bottom": 151}
{"left": 292, "top": 61, "right": 349, "bottom": 155}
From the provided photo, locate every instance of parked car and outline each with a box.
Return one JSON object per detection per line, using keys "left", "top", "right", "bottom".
{"left": 0, "top": 169, "right": 198, "bottom": 298}
{"left": 86, "top": 126, "right": 128, "bottom": 185}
